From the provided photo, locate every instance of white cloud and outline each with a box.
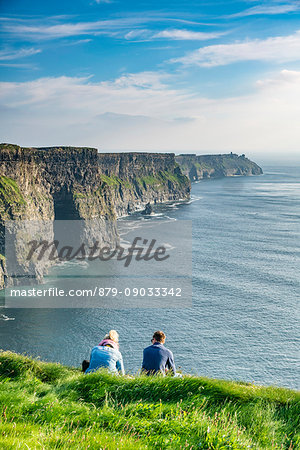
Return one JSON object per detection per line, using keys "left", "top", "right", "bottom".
{"left": 0, "top": 73, "right": 194, "bottom": 117}
{"left": 172, "top": 30, "right": 300, "bottom": 67}
{"left": 0, "top": 47, "right": 41, "bottom": 61}
{"left": 0, "top": 17, "right": 150, "bottom": 40}
{"left": 229, "top": 2, "right": 300, "bottom": 18}
{"left": 1, "top": 70, "right": 300, "bottom": 156}
{"left": 154, "top": 29, "right": 223, "bottom": 41}
{"left": 124, "top": 28, "right": 223, "bottom": 42}
{"left": 124, "top": 29, "right": 152, "bottom": 41}
{"left": 0, "top": 16, "right": 220, "bottom": 42}
{"left": 112, "top": 71, "right": 170, "bottom": 89}
{"left": 0, "top": 63, "right": 37, "bottom": 68}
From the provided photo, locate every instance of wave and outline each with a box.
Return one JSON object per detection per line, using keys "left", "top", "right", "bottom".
{"left": 0, "top": 313, "right": 15, "bottom": 321}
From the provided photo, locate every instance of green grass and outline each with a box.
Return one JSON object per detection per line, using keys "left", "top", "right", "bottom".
{"left": 136, "top": 170, "right": 188, "bottom": 189}
{"left": 100, "top": 174, "right": 123, "bottom": 187}
{"left": 0, "top": 176, "right": 26, "bottom": 220}
{"left": 101, "top": 170, "right": 188, "bottom": 191}
{"left": 0, "top": 351, "right": 299, "bottom": 449}
{"left": 99, "top": 174, "right": 132, "bottom": 190}
{"left": 136, "top": 175, "right": 160, "bottom": 187}
{"left": 159, "top": 169, "right": 187, "bottom": 185}
{"left": 72, "top": 191, "right": 86, "bottom": 199}
{"left": 0, "top": 176, "right": 25, "bottom": 204}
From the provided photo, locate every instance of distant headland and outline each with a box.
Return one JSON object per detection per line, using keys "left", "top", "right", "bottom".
{"left": 175, "top": 152, "right": 263, "bottom": 182}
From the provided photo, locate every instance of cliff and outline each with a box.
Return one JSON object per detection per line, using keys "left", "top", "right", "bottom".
{"left": 0, "top": 144, "right": 118, "bottom": 288}
{"left": 0, "top": 144, "right": 190, "bottom": 288}
{"left": 98, "top": 153, "right": 190, "bottom": 217}
{"left": 175, "top": 153, "right": 263, "bottom": 182}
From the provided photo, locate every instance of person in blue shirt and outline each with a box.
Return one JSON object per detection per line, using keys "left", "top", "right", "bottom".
{"left": 142, "top": 330, "right": 176, "bottom": 376}
{"left": 85, "top": 330, "right": 125, "bottom": 375}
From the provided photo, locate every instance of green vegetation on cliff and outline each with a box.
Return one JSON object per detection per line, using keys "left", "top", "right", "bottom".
{"left": 99, "top": 170, "right": 187, "bottom": 191}
{"left": 72, "top": 186, "right": 116, "bottom": 220}
{"left": 0, "top": 352, "right": 299, "bottom": 449}
{"left": 136, "top": 169, "right": 188, "bottom": 188}
{"left": 0, "top": 176, "right": 26, "bottom": 220}
{"left": 100, "top": 174, "right": 123, "bottom": 187}
{"left": 0, "top": 176, "right": 25, "bottom": 206}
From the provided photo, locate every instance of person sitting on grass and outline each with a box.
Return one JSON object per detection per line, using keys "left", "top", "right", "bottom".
{"left": 84, "top": 329, "right": 125, "bottom": 375}
{"left": 142, "top": 330, "right": 176, "bottom": 376}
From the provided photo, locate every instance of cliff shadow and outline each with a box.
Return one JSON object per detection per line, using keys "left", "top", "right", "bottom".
{"left": 52, "top": 188, "right": 83, "bottom": 249}
{"left": 53, "top": 188, "right": 80, "bottom": 221}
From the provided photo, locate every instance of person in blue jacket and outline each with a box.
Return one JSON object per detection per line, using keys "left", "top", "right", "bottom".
{"left": 85, "top": 330, "right": 125, "bottom": 375}
{"left": 142, "top": 330, "right": 176, "bottom": 375}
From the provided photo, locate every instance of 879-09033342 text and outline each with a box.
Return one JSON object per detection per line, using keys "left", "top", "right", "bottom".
{"left": 8, "top": 287, "right": 182, "bottom": 298}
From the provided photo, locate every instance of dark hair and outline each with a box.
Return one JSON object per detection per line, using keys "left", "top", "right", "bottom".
{"left": 82, "top": 360, "right": 90, "bottom": 372}
{"left": 153, "top": 330, "right": 166, "bottom": 342}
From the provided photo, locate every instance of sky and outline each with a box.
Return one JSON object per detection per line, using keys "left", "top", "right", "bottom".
{"left": 1, "top": 0, "right": 300, "bottom": 161}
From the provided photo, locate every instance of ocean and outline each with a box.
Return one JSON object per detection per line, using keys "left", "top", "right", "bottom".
{"left": 1, "top": 165, "right": 299, "bottom": 389}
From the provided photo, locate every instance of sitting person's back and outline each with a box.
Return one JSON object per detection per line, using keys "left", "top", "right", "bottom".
{"left": 142, "top": 330, "right": 176, "bottom": 375}
{"left": 85, "top": 330, "right": 125, "bottom": 375}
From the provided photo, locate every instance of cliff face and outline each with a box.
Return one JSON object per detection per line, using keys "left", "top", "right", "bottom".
{"left": 175, "top": 153, "right": 263, "bottom": 182}
{"left": 98, "top": 153, "right": 190, "bottom": 217}
{"left": 0, "top": 144, "right": 116, "bottom": 221}
{"left": 0, "top": 145, "right": 121, "bottom": 288}
{"left": 0, "top": 144, "right": 190, "bottom": 288}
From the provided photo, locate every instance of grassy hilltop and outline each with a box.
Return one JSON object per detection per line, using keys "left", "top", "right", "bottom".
{"left": 0, "top": 352, "right": 299, "bottom": 449}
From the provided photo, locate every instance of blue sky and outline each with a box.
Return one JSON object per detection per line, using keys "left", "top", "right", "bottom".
{"left": 1, "top": 0, "right": 300, "bottom": 160}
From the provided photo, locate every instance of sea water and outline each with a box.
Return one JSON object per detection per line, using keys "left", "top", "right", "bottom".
{"left": 1, "top": 165, "right": 299, "bottom": 389}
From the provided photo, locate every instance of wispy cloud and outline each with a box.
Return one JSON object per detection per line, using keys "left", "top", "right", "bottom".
{"left": 153, "top": 29, "right": 223, "bottom": 41}
{"left": 0, "top": 63, "right": 37, "bottom": 69}
{"left": 60, "top": 38, "right": 93, "bottom": 46}
{"left": 229, "top": 2, "right": 300, "bottom": 18}
{"left": 1, "top": 21, "right": 109, "bottom": 40}
{"left": 124, "top": 29, "right": 152, "bottom": 41}
{"left": 172, "top": 30, "right": 300, "bottom": 67}
{"left": 0, "top": 17, "right": 151, "bottom": 40}
{"left": 0, "top": 47, "right": 41, "bottom": 61}
{"left": 124, "top": 28, "right": 223, "bottom": 42}
{"left": 0, "top": 15, "right": 219, "bottom": 42}
{"left": 112, "top": 71, "right": 170, "bottom": 89}
{"left": 256, "top": 68, "right": 300, "bottom": 87}
{"left": 1, "top": 70, "right": 300, "bottom": 154}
